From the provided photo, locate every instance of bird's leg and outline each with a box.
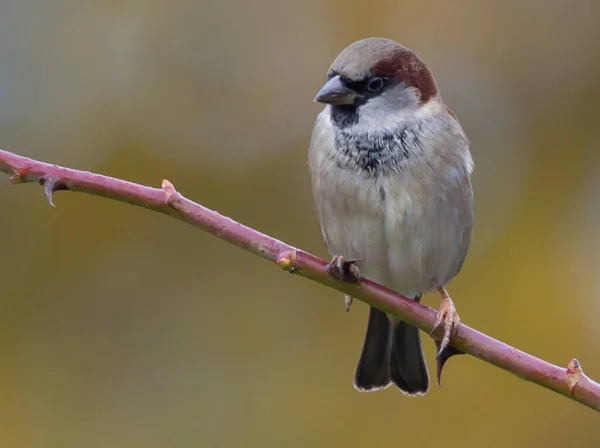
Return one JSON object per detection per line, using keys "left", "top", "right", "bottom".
{"left": 327, "top": 256, "right": 361, "bottom": 312}
{"left": 327, "top": 255, "right": 361, "bottom": 283}
{"left": 431, "top": 286, "right": 461, "bottom": 357}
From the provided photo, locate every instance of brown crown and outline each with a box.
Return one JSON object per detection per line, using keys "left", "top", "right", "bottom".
{"left": 329, "top": 38, "right": 439, "bottom": 104}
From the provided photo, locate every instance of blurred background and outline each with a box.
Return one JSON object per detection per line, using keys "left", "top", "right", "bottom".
{"left": 0, "top": 0, "right": 599, "bottom": 446}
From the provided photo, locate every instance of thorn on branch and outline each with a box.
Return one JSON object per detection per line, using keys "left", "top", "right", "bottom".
{"left": 566, "top": 358, "right": 584, "bottom": 395}
{"left": 435, "top": 341, "right": 465, "bottom": 387}
{"left": 43, "top": 179, "right": 59, "bottom": 207}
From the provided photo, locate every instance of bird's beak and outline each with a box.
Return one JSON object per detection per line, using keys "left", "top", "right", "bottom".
{"left": 314, "top": 75, "right": 357, "bottom": 106}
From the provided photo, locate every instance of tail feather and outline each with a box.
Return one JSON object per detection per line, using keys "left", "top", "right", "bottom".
{"left": 390, "top": 320, "right": 430, "bottom": 395}
{"left": 353, "top": 306, "right": 392, "bottom": 391}
{"left": 354, "top": 301, "right": 430, "bottom": 395}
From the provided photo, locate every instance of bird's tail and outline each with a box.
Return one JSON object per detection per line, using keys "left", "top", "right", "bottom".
{"left": 390, "top": 319, "right": 430, "bottom": 395}
{"left": 354, "top": 304, "right": 429, "bottom": 395}
{"left": 354, "top": 306, "right": 392, "bottom": 391}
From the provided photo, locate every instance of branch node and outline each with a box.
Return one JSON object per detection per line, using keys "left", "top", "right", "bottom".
{"left": 162, "top": 179, "right": 180, "bottom": 208}
{"left": 566, "top": 358, "right": 584, "bottom": 395}
{"left": 43, "top": 178, "right": 58, "bottom": 207}
{"left": 277, "top": 250, "right": 297, "bottom": 272}
{"left": 10, "top": 167, "right": 28, "bottom": 184}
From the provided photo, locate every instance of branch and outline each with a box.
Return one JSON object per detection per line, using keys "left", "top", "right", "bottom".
{"left": 1, "top": 148, "right": 599, "bottom": 412}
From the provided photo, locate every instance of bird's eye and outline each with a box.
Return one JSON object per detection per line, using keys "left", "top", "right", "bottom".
{"left": 367, "top": 77, "right": 384, "bottom": 92}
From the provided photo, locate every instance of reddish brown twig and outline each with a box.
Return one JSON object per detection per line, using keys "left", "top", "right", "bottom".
{"left": 1, "top": 148, "right": 599, "bottom": 412}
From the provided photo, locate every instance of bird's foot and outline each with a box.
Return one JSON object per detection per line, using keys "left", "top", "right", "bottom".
{"left": 344, "top": 295, "right": 353, "bottom": 312}
{"left": 327, "top": 255, "right": 361, "bottom": 283}
{"left": 327, "top": 256, "right": 360, "bottom": 312}
{"left": 431, "top": 287, "right": 461, "bottom": 358}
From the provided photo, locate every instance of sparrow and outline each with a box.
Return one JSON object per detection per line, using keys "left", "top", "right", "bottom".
{"left": 308, "top": 37, "right": 473, "bottom": 394}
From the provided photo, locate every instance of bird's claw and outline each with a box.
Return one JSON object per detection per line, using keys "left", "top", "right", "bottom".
{"left": 430, "top": 288, "right": 460, "bottom": 358}
{"left": 344, "top": 295, "right": 353, "bottom": 312}
{"left": 327, "top": 255, "right": 361, "bottom": 283}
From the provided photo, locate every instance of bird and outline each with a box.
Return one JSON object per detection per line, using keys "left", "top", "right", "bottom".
{"left": 308, "top": 37, "right": 474, "bottom": 395}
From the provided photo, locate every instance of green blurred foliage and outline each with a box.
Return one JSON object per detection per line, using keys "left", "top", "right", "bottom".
{"left": 0, "top": 1, "right": 599, "bottom": 446}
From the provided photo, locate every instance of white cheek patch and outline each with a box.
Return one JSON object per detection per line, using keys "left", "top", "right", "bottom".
{"left": 354, "top": 91, "right": 443, "bottom": 135}
{"left": 358, "top": 96, "right": 404, "bottom": 129}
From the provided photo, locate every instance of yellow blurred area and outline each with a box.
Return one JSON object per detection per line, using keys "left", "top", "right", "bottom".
{"left": 1, "top": 0, "right": 599, "bottom": 446}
